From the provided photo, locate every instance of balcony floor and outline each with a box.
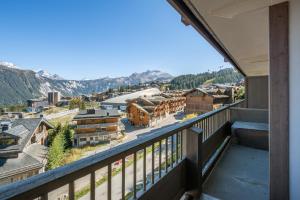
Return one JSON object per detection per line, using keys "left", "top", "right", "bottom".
{"left": 203, "top": 144, "right": 269, "bottom": 200}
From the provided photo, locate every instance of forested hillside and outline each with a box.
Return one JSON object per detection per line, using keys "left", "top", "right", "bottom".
{"left": 169, "top": 68, "right": 243, "bottom": 89}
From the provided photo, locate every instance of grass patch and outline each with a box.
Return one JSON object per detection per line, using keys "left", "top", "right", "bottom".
{"left": 49, "top": 113, "right": 76, "bottom": 126}
{"left": 44, "top": 107, "right": 68, "bottom": 115}
{"left": 63, "top": 142, "right": 109, "bottom": 165}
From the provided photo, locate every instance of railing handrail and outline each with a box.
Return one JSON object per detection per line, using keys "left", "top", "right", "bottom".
{"left": 0, "top": 100, "right": 245, "bottom": 200}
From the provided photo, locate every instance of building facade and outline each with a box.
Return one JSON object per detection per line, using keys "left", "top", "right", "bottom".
{"left": 184, "top": 88, "right": 232, "bottom": 114}
{"left": 48, "top": 91, "right": 60, "bottom": 106}
{"left": 73, "top": 109, "right": 123, "bottom": 146}
{"left": 27, "top": 99, "right": 48, "bottom": 112}
{"left": 127, "top": 95, "right": 186, "bottom": 127}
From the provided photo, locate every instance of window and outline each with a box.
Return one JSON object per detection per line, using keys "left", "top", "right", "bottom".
{"left": 39, "top": 125, "right": 43, "bottom": 132}
{"left": 90, "top": 137, "right": 93, "bottom": 141}
{"left": 80, "top": 138, "right": 87, "bottom": 142}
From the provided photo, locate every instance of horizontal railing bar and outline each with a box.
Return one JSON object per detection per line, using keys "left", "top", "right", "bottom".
{"left": 0, "top": 100, "right": 245, "bottom": 200}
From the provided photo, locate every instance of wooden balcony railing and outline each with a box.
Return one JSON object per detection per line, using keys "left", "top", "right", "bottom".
{"left": 0, "top": 100, "right": 245, "bottom": 200}
{"left": 76, "top": 122, "right": 120, "bottom": 129}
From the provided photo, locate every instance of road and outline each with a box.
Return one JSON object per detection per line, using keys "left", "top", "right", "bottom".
{"left": 80, "top": 146, "right": 164, "bottom": 200}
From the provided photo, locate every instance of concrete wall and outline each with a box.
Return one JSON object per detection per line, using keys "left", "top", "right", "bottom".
{"left": 246, "top": 76, "right": 269, "bottom": 109}
{"left": 289, "top": 0, "right": 300, "bottom": 199}
{"left": 230, "top": 108, "right": 269, "bottom": 124}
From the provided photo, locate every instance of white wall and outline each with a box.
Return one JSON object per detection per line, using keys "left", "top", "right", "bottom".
{"left": 289, "top": 0, "right": 300, "bottom": 199}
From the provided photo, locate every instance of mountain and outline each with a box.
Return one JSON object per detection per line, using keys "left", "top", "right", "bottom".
{"left": 0, "top": 63, "right": 173, "bottom": 105}
{"left": 128, "top": 70, "right": 173, "bottom": 84}
{"left": 36, "top": 70, "right": 65, "bottom": 80}
{"left": 169, "top": 68, "right": 243, "bottom": 90}
{"left": 0, "top": 61, "right": 19, "bottom": 69}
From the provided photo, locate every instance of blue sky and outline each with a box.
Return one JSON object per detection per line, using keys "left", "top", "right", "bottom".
{"left": 0, "top": 0, "right": 232, "bottom": 80}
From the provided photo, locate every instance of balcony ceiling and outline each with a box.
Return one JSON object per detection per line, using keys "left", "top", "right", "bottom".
{"left": 182, "top": 0, "right": 286, "bottom": 76}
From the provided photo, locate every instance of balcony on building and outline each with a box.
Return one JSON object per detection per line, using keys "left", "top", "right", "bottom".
{"left": 0, "top": 0, "right": 298, "bottom": 200}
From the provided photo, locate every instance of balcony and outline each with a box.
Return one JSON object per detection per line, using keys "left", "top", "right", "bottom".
{"left": 76, "top": 123, "right": 120, "bottom": 129}
{"left": 0, "top": 99, "right": 270, "bottom": 200}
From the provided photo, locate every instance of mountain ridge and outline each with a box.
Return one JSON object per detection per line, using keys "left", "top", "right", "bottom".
{"left": 0, "top": 64, "right": 173, "bottom": 105}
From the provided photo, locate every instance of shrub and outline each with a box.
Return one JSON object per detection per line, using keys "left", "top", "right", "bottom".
{"left": 47, "top": 123, "right": 62, "bottom": 146}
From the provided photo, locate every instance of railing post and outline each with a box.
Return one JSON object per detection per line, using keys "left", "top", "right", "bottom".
{"left": 184, "top": 127, "right": 203, "bottom": 198}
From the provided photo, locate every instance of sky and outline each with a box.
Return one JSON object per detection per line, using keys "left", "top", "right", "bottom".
{"left": 0, "top": 0, "right": 232, "bottom": 80}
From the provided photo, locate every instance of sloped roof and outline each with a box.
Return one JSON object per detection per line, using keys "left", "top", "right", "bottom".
{"left": 24, "top": 143, "right": 48, "bottom": 164}
{"left": 137, "top": 97, "right": 155, "bottom": 106}
{"left": 0, "top": 118, "right": 53, "bottom": 157}
{"left": 102, "top": 88, "right": 161, "bottom": 104}
{"left": 183, "top": 88, "right": 209, "bottom": 96}
{"left": 4, "top": 125, "right": 29, "bottom": 139}
{"left": 143, "top": 106, "right": 156, "bottom": 113}
{"left": 0, "top": 152, "right": 42, "bottom": 179}
{"left": 74, "top": 109, "right": 120, "bottom": 120}
{"left": 131, "top": 103, "right": 150, "bottom": 114}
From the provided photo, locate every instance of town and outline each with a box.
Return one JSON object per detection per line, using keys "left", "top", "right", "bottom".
{"left": 0, "top": 82, "right": 244, "bottom": 197}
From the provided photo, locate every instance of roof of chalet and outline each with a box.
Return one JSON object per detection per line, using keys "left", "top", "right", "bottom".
{"left": 0, "top": 152, "right": 43, "bottom": 179}
{"left": 143, "top": 106, "right": 155, "bottom": 113}
{"left": 136, "top": 97, "right": 155, "bottom": 107}
{"left": 147, "top": 96, "right": 167, "bottom": 105}
{"left": 184, "top": 88, "right": 209, "bottom": 96}
{"left": 74, "top": 109, "right": 120, "bottom": 120}
{"left": 184, "top": 88, "right": 230, "bottom": 99}
{"left": 131, "top": 103, "right": 150, "bottom": 114}
{"left": 3, "top": 125, "right": 29, "bottom": 139}
{"left": 102, "top": 88, "right": 161, "bottom": 105}
{"left": 0, "top": 118, "right": 53, "bottom": 157}
{"left": 24, "top": 143, "right": 48, "bottom": 165}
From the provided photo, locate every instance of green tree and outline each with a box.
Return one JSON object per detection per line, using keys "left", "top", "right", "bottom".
{"left": 79, "top": 101, "right": 86, "bottom": 110}
{"left": 47, "top": 123, "right": 62, "bottom": 146}
{"left": 235, "top": 86, "right": 245, "bottom": 100}
{"left": 69, "top": 98, "right": 86, "bottom": 110}
{"left": 63, "top": 125, "right": 73, "bottom": 149}
{"left": 46, "top": 131, "right": 65, "bottom": 170}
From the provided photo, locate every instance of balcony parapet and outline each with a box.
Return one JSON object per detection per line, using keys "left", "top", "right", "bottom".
{"left": 0, "top": 100, "right": 245, "bottom": 200}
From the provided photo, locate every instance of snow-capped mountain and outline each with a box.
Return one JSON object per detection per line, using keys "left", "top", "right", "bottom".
{"left": 128, "top": 70, "right": 173, "bottom": 84}
{"left": 0, "top": 63, "right": 174, "bottom": 105}
{"left": 36, "top": 69, "right": 65, "bottom": 80}
{"left": 0, "top": 61, "right": 18, "bottom": 69}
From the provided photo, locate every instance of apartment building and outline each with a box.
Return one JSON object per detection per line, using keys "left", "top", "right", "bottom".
{"left": 27, "top": 98, "right": 48, "bottom": 112}
{"left": 73, "top": 109, "right": 123, "bottom": 146}
{"left": 47, "top": 91, "right": 60, "bottom": 106}
{"left": 127, "top": 95, "right": 185, "bottom": 127}
{"left": 0, "top": 118, "right": 53, "bottom": 186}
{"left": 184, "top": 88, "right": 232, "bottom": 114}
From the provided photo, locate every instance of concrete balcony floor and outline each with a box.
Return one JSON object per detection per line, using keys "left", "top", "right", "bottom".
{"left": 203, "top": 144, "right": 269, "bottom": 200}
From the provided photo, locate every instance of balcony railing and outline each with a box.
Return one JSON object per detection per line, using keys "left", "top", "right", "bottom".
{"left": 0, "top": 100, "right": 245, "bottom": 200}
{"left": 76, "top": 123, "right": 119, "bottom": 129}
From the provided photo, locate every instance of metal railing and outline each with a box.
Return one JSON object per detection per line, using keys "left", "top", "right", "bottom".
{"left": 0, "top": 100, "right": 245, "bottom": 200}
